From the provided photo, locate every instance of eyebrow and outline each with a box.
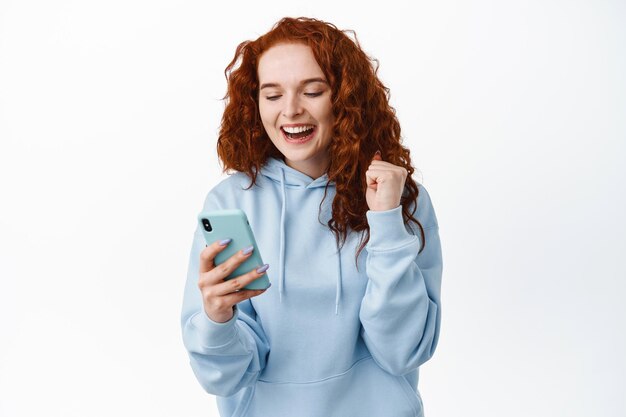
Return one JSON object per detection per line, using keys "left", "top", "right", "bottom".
{"left": 259, "top": 77, "right": 328, "bottom": 90}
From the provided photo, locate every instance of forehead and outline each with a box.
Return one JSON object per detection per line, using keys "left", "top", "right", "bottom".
{"left": 257, "top": 43, "right": 326, "bottom": 84}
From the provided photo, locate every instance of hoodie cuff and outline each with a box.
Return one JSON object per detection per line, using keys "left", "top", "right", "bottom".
{"left": 190, "top": 305, "right": 239, "bottom": 348}
{"left": 366, "top": 206, "right": 417, "bottom": 251}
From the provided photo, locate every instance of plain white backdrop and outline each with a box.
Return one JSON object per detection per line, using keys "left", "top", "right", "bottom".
{"left": 1, "top": 0, "right": 624, "bottom": 416}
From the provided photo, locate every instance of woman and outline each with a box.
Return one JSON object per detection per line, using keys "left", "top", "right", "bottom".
{"left": 181, "top": 17, "right": 443, "bottom": 417}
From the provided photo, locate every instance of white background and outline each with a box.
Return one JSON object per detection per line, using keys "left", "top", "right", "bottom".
{"left": 1, "top": 1, "right": 625, "bottom": 416}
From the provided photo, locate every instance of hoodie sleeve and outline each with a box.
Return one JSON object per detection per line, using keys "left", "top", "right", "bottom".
{"left": 359, "top": 185, "right": 443, "bottom": 376}
{"left": 180, "top": 191, "right": 270, "bottom": 397}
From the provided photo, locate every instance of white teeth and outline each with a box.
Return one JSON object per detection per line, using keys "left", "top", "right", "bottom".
{"left": 282, "top": 125, "right": 314, "bottom": 134}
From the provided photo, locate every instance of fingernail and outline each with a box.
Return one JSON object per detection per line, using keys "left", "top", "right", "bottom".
{"left": 242, "top": 245, "right": 254, "bottom": 255}
{"left": 375, "top": 150, "right": 381, "bottom": 156}
{"left": 256, "top": 264, "right": 269, "bottom": 274}
{"left": 219, "top": 238, "right": 232, "bottom": 246}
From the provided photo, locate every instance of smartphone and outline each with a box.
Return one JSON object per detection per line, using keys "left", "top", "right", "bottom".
{"left": 197, "top": 209, "right": 270, "bottom": 290}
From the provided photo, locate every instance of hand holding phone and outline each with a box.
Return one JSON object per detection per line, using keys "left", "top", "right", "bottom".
{"left": 196, "top": 209, "right": 271, "bottom": 323}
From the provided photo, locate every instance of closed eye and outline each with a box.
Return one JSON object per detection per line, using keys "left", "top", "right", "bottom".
{"left": 265, "top": 91, "right": 324, "bottom": 101}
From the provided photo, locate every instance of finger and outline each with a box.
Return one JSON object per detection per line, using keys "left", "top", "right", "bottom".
{"left": 212, "top": 264, "right": 270, "bottom": 296}
{"left": 366, "top": 167, "right": 393, "bottom": 183}
{"left": 367, "top": 166, "right": 407, "bottom": 180}
{"left": 368, "top": 160, "right": 396, "bottom": 169}
{"left": 199, "top": 238, "right": 232, "bottom": 273}
{"left": 222, "top": 287, "right": 269, "bottom": 306}
{"left": 372, "top": 150, "right": 382, "bottom": 161}
{"left": 367, "top": 182, "right": 378, "bottom": 191}
{"left": 205, "top": 245, "right": 257, "bottom": 284}
{"left": 369, "top": 160, "right": 408, "bottom": 175}
{"left": 365, "top": 169, "right": 380, "bottom": 189}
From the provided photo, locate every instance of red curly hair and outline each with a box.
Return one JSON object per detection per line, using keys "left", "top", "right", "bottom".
{"left": 217, "top": 17, "right": 426, "bottom": 261}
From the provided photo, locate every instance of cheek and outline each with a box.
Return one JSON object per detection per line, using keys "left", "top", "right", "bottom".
{"left": 258, "top": 105, "right": 275, "bottom": 129}
{"left": 321, "top": 111, "right": 334, "bottom": 131}
{"left": 321, "top": 101, "right": 333, "bottom": 124}
{"left": 258, "top": 102, "right": 267, "bottom": 120}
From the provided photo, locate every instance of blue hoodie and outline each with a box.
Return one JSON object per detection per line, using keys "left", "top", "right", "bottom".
{"left": 181, "top": 157, "right": 443, "bottom": 417}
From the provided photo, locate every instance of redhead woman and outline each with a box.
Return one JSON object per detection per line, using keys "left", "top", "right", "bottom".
{"left": 181, "top": 17, "right": 443, "bottom": 417}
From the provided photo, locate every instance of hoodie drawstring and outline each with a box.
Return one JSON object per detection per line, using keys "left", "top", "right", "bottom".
{"left": 279, "top": 167, "right": 286, "bottom": 304}
{"left": 335, "top": 244, "right": 343, "bottom": 315}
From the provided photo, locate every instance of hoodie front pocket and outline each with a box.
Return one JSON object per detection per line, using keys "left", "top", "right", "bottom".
{"left": 239, "top": 357, "right": 423, "bottom": 417}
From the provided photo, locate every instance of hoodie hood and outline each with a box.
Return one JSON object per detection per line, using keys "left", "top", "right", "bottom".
{"left": 260, "top": 157, "right": 334, "bottom": 189}
{"left": 258, "top": 157, "right": 343, "bottom": 314}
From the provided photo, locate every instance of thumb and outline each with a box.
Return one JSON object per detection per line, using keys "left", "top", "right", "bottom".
{"left": 373, "top": 150, "right": 382, "bottom": 161}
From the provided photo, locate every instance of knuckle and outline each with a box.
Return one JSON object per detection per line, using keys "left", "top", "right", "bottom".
{"left": 218, "top": 263, "right": 230, "bottom": 276}
{"left": 198, "top": 273, "right": 210, "bottom": 288}
{"left": 203, "top": 287, "right": 215, "bottom": 298}
{"left": 198, "top": 271, "right": 212, "bottom": 286}
{"left": 213, "top": 298, "right": 226, "bottom": 310}
{"left": 230, "top": 279, "right": 243, "bottom": 291}
{"left": 199, "top": 247, "right": 213, "bottom": 261}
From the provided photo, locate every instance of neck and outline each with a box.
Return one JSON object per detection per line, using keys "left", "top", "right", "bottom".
{"left": 283, "top": 156, "right": 329, "bottom": 180}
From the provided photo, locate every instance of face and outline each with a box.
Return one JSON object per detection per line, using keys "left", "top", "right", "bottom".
{"left": 257, "top": 42, "right": 334, "bottom": 179}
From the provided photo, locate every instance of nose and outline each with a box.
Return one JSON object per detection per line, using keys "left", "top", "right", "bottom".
{"left": 282, "top": 93, "right": 303, "bottom": 118}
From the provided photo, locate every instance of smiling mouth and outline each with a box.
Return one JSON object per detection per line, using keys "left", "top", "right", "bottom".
{"left": 281, "top": 126, "right": 316, "bottom": 143}
{"left": 281, "top": 126, "right": 315, "bottom": 139}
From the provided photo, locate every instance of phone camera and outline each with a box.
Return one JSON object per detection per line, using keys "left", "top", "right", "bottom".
{"left": 201, "top": 218, "right": 212, "bottom": 232}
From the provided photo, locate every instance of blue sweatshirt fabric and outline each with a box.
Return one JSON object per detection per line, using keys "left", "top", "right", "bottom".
{"left": 181, "top": 157, "right": 443, "bottom": 417}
